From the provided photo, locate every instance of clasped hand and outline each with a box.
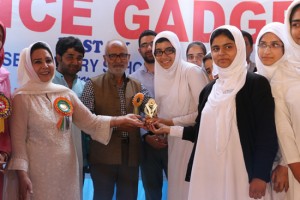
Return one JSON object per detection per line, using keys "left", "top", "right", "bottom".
{"left": 249, "top": 178, "right": 267, "bottom": 199}
{"left": 144, "top": 117, "right": 171, "bottom": 135}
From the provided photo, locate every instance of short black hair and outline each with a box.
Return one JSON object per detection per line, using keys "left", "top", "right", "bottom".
{"left": 241, "top": 30, "right": 253, "bottom": 47}
{"left": 202, "top": 53, "right": 212, "bottom": 63}
{"left": 186, "top": 41, "right": 207, "bottom": 57}
{"left": 55, "top": 36, "right": 85, "bottom": 57}
{"left": 138, "top": 30, "right": 157, "bottom": 47}
{"left": 290, "top": 4, "right": 300, "bottom": 25}
{"left": 210, "top": 28, "right": 235, "bottom": 45}
{"left": 30, "top": 42, "right": 53, "bottom": 59}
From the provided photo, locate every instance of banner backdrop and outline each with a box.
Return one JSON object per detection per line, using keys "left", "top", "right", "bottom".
{"left": 0, "top": 0, "right": 293, "bottom": 90}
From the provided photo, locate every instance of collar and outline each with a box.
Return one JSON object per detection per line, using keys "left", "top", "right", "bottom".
{"left": 142, "top": 63, "right": 155, "bottom": 74}
{"left": 106, "top": 71, "right": 129, "bottom": 86}
{"left": 55, "top": 70, "right": 79, "bottom": 80}
{"left": 107, "top": 71, "right": 128, "bottom": 80}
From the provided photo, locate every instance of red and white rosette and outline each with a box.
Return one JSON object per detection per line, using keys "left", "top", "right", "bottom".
{"left": 0, "top": 92, "right": 11, "bottom": 133}
{"left": 54, "top": 97, "right": 74, "bottom": 131}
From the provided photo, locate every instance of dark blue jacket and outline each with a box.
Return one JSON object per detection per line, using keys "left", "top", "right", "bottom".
{"left": 183, "top": 72, "right": 278, "bottom": 183}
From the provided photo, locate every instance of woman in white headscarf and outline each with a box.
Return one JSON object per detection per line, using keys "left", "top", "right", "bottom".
{"left": 273, "top": 1, "right": 300, "bottom": 199}
{"left": 5, "top": 41, "right": 143, "bottom": 200}
{"left": 255, "top": 22, "right": 289, "bottom": 200}
{"left": 150, "top": 25, "right": 278, "bottom": 199}
{"left": 153, "top": 31, "right": 208, "bottom": 200}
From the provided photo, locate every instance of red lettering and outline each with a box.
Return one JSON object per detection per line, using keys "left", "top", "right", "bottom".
{"left": 0, "top": 0, "right": 12, "bottom": 27}
{"left": 230, "top": 2, "right": 265, "bottom": 42}
{"left": 193, "top": 1, "right": 225, "bottom": 43}
{"left": 114, "top": 0, "right": 150, "bottom": 39}
{"left": 19, "top": 0, "right": 56, "bottom": 32}
{"left": 61, "top": 0, "right": 93, "bottom": 36}
{"left": 273, "top": 1, "right": 293, "bottom": 22}
{"left": 155, "top": 0, "right": 188, "bottom": 42}
{"left": 248, "top": 20, "right": 266, "bottom": 42}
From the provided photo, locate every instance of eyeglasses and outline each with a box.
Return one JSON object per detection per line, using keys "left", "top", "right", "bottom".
{"left": 258, "top": 42, "right": 284, "bottom": 50}
{"left": 107, "top": 53, "right": 129, "bottom": 61}
{"left": 140, "top": 42, "right": 153, "bottom": 49}
{"left": 154, "top": 47, "right": 176, "bottom": 56}
{"left": 187, "top": 53, "right": 204, "bottom": 61}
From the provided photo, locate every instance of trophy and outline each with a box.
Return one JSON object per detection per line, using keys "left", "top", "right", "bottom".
{"left": 144, "top": 98, "right": 158, "bottom": 125}
{"left": 144, "top": 98, "right": 167, "bottom": 144}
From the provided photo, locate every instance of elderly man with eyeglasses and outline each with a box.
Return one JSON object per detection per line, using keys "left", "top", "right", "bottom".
{"left": 81, "top": 39, "right": 151, "bottom": 200}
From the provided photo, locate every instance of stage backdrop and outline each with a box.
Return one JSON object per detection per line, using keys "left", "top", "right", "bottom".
{"left": 0, "top": 0, "right": 293, "bottom": 90}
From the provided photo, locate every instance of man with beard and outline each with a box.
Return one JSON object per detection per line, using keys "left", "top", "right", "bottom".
{"left": 81, "top": 39, "right": 150, "bottom": 200}
{"left": 52, "top": 36, "right": 87, "bottom": 197}
{"left": 53, "top": 36, "right": 85, "bottom": 95}
{"left": 130, "top": 30, "right": 168, "bottom": 200}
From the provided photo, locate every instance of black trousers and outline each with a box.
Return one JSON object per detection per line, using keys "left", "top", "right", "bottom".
{"left": 90, "top": 141, "right": 139, "bottom": 200}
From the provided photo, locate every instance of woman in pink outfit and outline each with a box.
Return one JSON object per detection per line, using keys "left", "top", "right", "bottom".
{"left": 0, "top": 21, "right": 11, "bottom": 200}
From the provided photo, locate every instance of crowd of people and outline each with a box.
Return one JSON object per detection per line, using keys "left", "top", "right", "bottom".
{"left": 1, "top": 1, "right": 300, "bottom": 200}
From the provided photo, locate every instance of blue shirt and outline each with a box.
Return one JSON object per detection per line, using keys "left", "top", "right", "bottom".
{"left": 129, "top": 64, "right": 154, "bottom": 137}
{"left": 129, "top": 64, "right": 155, "bottom": 98}
{"left": 53, "top": 71, "right": 86, "bottom": 97}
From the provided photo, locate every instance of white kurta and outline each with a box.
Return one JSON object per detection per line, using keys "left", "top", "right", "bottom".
{"left": 153, "top": 31, "right": 209, "bottom": 200}
{"left": 254, "top": 22, "right": 290, "bottom": 200}
{"left": 188, "top": 103, "right": 265, "bottom": 200}
{"left": 282, "top": 1, "right": 300, "bottom": 198}
{"left": 276, "top": 83, "right": 300, "bottom": 200}
{"left": 165, "top": 66, "right": 207, "bottom": 200}
{"left": 7, "top": 91, "right": 112, "bottom": 200}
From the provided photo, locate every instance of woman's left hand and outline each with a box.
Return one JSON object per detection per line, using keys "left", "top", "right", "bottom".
{"left": 17, "top": 170, "right": 33, "bottom": 200}
{"left": 271, "top": 165, "right": 289, "bottom": 192}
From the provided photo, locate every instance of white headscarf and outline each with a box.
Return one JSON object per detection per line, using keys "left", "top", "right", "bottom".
{"left": 255, "top": 22, "right": 289, "bottom": 100}
{"left": 207, "top": 25, "right": 247, "bottom": 154}
{"left": 284, "top": 0, "right": 300, "bottom": 79}
{"left": 153, "top": 31, "right": 201, "bottom": 118}
{"left": 13, "top": 41, "right": 69, "bottom": 97}
{"left": 255, "top": 22, "right": 288, "bottom": 81}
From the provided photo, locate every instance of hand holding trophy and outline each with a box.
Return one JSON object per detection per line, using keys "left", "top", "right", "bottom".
{"left": 144, "top": 98, "right": 168, "bottom": 145}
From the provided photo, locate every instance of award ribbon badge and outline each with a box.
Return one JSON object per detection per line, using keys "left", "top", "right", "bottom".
{"left": 132, "top": 93, "right": 144, "bottom": 114}
{"left": 54, "top": 97, "right": 74, "bottom": 131}
{"left": 0, "top": 93, "right": 11, "bottom": 133}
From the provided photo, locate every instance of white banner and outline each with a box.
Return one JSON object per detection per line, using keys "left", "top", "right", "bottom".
{"left": 0, "top": 0, "right": 293, "bottom": 90}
